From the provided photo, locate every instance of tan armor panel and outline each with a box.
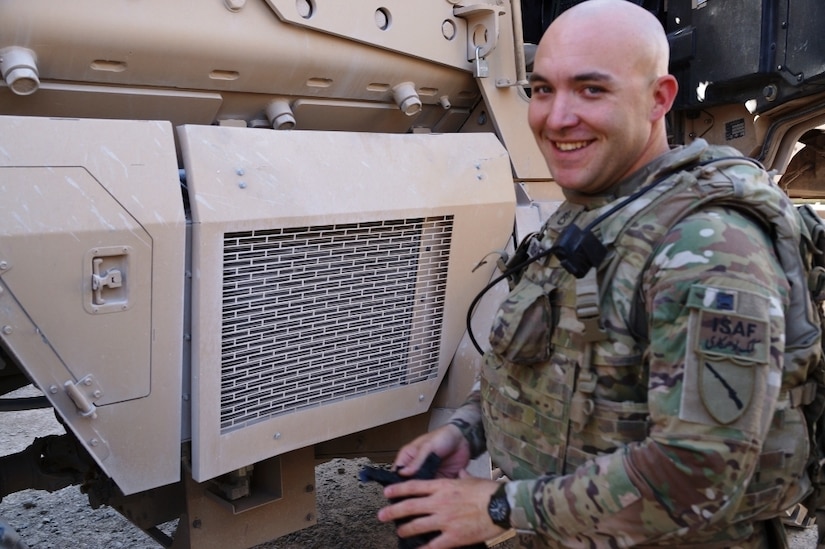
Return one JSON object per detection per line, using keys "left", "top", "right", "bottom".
{"left": 180, "top": 125, "right": 516, "bottom": 481}
{"left": 0, "top": 116, "right": 185, "bottom": 494}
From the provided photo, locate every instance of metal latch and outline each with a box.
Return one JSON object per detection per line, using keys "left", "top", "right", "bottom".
{"left": 64, "top": 375, "right": 103, "bottom": 419}
{"left": 92, "top": 258, "right": 123, "bottom": 304}
{"left": 84, "top": 246, "right": 131, "bottom": 314}
{"left": 473, "top": 46, "right": 489, "bottom": 78}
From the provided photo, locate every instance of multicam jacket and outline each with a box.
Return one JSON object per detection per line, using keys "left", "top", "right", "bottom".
{"left": 450, "top": 139, "right": 821, "bottom": 547}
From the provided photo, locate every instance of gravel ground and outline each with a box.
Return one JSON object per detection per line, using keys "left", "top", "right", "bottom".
{"left": 0, "top": 387, "right": 817, "bottom": 548}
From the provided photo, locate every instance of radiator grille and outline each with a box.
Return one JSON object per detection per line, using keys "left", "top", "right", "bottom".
{"left": 219, "top": 216, "right": 453, "bottom": 432}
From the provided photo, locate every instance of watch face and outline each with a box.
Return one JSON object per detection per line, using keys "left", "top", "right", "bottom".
{"left": 489, "top": 495, "right": 510, "bottom": 524}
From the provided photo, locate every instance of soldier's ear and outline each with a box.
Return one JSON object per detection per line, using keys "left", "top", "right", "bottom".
{"left": 650, "top": 74, "right": 678, "bottom": 121}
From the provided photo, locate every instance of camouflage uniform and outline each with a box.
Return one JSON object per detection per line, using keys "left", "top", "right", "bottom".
{"left": 450, "top": 139, "right": 821, "bottom": 548}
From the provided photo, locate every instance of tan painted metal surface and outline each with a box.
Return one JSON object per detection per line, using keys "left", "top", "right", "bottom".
{"left": 180, "top": 125, "right": 515, "bottom": 481}
{"left": 0, "top": 116, "right": 185, "bottom": 495}
{"left": 0, "top": 0, "right": 552, "bottom": 181}
{"left": 0, "top": 1, "right": 549, "bottom": 545}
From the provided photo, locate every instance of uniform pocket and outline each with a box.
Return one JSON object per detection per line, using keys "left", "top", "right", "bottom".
{"left": 488, "top": 276, "right": 556, "bottom": 365}
{"left": 566, "top": 399, "right": 650, "bottom": 470}
{"left": 736, "top": 406, "right": 812, "bottom": 522}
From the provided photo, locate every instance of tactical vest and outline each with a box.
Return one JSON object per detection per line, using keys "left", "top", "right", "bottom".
{"left": 481, "top": 143, "right": 824, "bottom": 527}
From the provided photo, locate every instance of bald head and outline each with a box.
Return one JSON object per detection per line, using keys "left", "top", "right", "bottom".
{"left": 544, "top": 0, "right": 670, "bottom": 82}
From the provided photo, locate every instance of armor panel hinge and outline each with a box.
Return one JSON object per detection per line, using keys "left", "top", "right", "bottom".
{"left": 64, "top": 374, "right": 103, "bottom": 420}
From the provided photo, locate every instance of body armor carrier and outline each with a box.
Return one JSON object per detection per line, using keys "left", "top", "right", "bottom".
{"left": 481, "top": 143, "right": 824, "bottom": 527}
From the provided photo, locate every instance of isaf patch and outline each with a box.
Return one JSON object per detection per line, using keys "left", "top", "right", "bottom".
{"left": 697, "top": 307, "right": 768, "bottom": 363}
{"left": 680, "top": 285, "right": 771, "bottom": 429}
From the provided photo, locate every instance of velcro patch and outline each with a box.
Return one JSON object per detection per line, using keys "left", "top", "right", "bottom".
{"left": 699, "top": 359, "right": 755, "bottom": 424}
{"left": 680, "top": 285, "right": 772, "bottom": 431}
{"left": 696, "top": 309, "right": 769, "bottom": 364}
{"left": 695, "top": 294, "right": 767, "bottom": 423}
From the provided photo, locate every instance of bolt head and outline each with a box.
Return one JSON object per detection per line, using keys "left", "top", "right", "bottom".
{"left": 224, "top": 0, "right": 245, "bottom": 11}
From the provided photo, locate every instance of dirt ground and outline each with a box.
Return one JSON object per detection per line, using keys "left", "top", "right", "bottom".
{"left": 0, "top": 455, "right": 400, "bottom": 549}
{"left": 0, "top": 386, "right": 472, "bottom": 549}
{"left": 0, "top": 386, "right": 817, "bottom": 549}
{"left": 0, "top": 386, "right": 401, "bottom": 549}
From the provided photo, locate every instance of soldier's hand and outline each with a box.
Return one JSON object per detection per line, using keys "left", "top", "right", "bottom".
{"left": 377, "top": 475, "right": 506, "bottom": 549}
{"left": 394, "top": 424, "right": 471, "bottom": 479}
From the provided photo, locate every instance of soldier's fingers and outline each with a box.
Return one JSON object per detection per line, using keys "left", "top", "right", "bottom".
{"left": 383, "top": 478, "right": 437, "bottom": 500}
{"left": 394, "top": 514, "right": 443, "bottom": 543}
{"left": 394, "top": 442, "right": 435, "bottom": 476}
{"left": 377, "top": 492, "right": 430, "bottom": 523}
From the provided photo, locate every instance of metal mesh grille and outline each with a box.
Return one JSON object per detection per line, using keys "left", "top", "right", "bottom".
{"left": 219, "top": 216, "right": 453, "bottom": 432}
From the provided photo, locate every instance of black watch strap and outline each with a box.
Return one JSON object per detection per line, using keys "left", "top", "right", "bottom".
{"left": 487, "top": 482, "right": 511, "bottom": 529}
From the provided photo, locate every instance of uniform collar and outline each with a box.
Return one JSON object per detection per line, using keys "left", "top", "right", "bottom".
{"left": 562, "top": 139, "right": 709, "bottom": 207}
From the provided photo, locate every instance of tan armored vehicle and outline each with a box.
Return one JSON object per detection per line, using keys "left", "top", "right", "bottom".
{"left": 1, "top": 1, "right": 825, "bottom": 548}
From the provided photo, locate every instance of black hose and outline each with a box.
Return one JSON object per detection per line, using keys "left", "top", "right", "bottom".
{"left": 0, "top": 396, "right": 50, "bottom": 412}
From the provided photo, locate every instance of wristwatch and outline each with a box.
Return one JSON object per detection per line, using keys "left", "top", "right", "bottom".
{"left": 487, "top": 482, "right": 511, "bottom": 529}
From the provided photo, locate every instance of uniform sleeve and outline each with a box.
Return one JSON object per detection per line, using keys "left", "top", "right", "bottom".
{"left": 507, "top": 206, "right": 789, "bottom": 546}
{"left": 448, "top": 382, "right": 487, "bottom": 458}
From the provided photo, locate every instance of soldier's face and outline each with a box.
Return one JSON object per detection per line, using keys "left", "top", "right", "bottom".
{"left": 527, "top": 25, "right": 660, "bottom": 195}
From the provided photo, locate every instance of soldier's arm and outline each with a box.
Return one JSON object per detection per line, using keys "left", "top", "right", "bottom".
{"left": 447, "top": 384, "right": 486, "bottom": 458}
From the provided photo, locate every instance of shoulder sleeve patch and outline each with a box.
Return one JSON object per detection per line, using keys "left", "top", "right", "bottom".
{"left": 689, "top": 285, "right": 769, "bottom": 364}
{"left": 680, "top": 284, "right": 774, "bottom": 430}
